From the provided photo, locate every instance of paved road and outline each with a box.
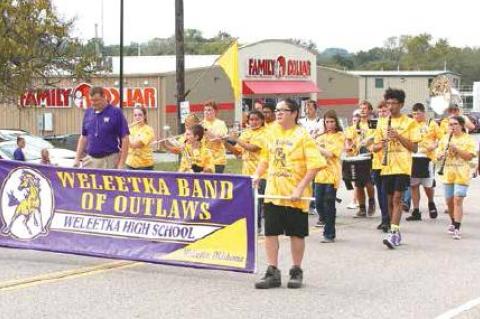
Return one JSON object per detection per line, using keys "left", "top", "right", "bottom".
{"left": 1, "top": 179, "right": 480, "bottom": 319}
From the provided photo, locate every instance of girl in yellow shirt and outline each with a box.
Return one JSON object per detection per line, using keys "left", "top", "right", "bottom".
{"left": 177, "top": 124, "right": 214, "bottom": 173}
{"left": 225, "top": 110, "right": 267, "bottom": 233}
{"left": 437, "top": 115, "right": 476, "bottom": 240}
{"left": 126, "top": 106, "right": 155, "bottom": 170}
{"left": 314, "top": 110, "right": 344, "bottom": 243}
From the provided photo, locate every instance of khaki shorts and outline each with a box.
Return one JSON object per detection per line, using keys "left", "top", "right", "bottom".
{"left": 82, "top": 153, "right": 119, "bottom": 169}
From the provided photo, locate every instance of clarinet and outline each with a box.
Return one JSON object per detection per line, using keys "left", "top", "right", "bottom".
{"left": 382, "top": 116, "right": 392, "bottom": 166}
{"left": 438, "top": 132, "right": 453, "bottom": 176}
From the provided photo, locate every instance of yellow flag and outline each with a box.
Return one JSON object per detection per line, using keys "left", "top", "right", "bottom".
{"left": 217, "top": 41, "right": 241, "bottom": 101}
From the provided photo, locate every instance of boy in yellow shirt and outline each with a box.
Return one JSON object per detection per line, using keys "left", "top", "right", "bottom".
{"left": 373, "top": 88, "right": 421, "bottom": 249}
{"left": 253, "top": 99, "right": 325, "bottom": 289}
{"left": 405, "top": 103, "right": 441, "bottom": 221}
{"left": 202, "top": 100, "right": 228, "bottom": 173}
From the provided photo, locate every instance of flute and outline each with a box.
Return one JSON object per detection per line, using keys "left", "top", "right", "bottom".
{"left": 438, "top": 132, "right": 453, "bottom": 176}
{"left": 382, "top": 116, "right": 392, "bottom": 166}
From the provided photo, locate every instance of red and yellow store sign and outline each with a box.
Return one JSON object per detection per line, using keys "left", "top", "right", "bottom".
{"left": 20, "top": 83, "right": 157, "bottom": 108}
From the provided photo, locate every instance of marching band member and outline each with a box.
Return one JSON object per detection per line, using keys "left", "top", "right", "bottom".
{"left": 262, "top": 102, "right": 276, "bottom": 130}
{"left": 202, "top": 100, "right": 228, "bottom": 173}
{"left": 225, "top": 110, "right": 268, "bottom": 234}
{"left": 299, "top": 99, "right": 324, "bottom": 137}
{"left": 405, "top": 103, "right": 441, "bottom": 221}
{"left": 370, "top": 101, "right": 390, "bottom": 232}
{"left": 373, "top": 88, "right": 421, "bottom": 249}
{"left": 313, "top": 110, "right": 344, "bottom": 243}
{"left": 253, "top": 99, "right": 326, "bottom": 290}
{"left": 126, "top": 106, "right": 155, "bottom": 170}
{"left": 437, "top": 116, "right": 476, "bottom": 240}
{"left": 178, "top": 124, "right": 214, "bottom": 173}
{"left": 161, "top": 114, "right": 201, "bottom": 155}
{"left": 439, "top": 104, "right": 475, "bottom": 136}
{"left": 345, "top": 110, "right": 360, "bottom": 210}
{"left": 345, "top": 101, "right": 376, "bottom": 218}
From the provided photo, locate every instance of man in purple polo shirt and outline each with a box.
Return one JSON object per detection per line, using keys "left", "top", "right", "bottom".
{"left": 74, "top": 86, "right": 130, "bottom": 169}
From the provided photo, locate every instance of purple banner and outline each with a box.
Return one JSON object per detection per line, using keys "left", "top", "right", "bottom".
{"left": 0, "top": 160, "right": 256, "bottom": 273}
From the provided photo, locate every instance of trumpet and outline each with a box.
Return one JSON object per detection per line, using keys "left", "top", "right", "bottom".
{"left": 382, "top": 116, "right": 392, "bottom": 166}
{"left": 438, "top": 132, "right": 453, "bottom": 176}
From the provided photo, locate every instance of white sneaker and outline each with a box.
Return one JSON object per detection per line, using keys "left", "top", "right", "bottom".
{"left": 447, "top": 224, "right": 455, "bottom": 235}
{"left": 347, "top": 202, "right": 359, "bottom": 209}
{"left": 452, "top": 229, "right": 461, "bottom": 240}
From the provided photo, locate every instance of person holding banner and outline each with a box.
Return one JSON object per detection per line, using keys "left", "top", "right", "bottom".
{"left": 126, "top": 106, "right": 155, "bottom": 170}
{"left": 178, "top": 124, "right": 214, "bottom": 173}
{"left": 224, "top": 110, "right": 267, "bottom": 233}
{"left": 252, "top": 98, "right": 326, "bottom": 289}
{"left": 437, "top": 116, "right": 476, "bottom": 240}
{"left": 74, "top": 86, "right": 130, "bottom": 169}
{"left": 202, "top": 100, "right": 228, "bottom": 173}
{"left": 405, "top": 103, "right": 441, "bottom": 221}
{"left": 313, "top": 110, "right": 344, "bottom": 243}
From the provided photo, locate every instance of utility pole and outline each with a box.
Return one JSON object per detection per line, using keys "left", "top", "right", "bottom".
{"left": 119, "top": 0, "right": 124, "bottom": 109}
{"left": 175, "top": 0, "right": 185, "bottom": 134}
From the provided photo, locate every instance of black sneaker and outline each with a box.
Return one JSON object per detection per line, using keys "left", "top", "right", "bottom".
{"left": 255, "top": 265, "right": 281, "bottom": 289}
{"left": 428, "top": 202, "right": 438, "bottom": 219}
{"left": 367, "top": 199, "right": 376, "bottom": 216}
{"left": 376, "top": 223, "right": 384, "bottom": 230}
{"left": 287, "top": 266, "right": 304, "bottom": 289}
{"left": 380, "top": 224, "right": 390, "bottom": 233}
{"left": 406, "top": 209, "right": 421, "bottom": 221}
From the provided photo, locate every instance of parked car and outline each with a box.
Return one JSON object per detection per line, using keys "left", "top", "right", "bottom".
{"left": 0, "top": 129, "right": 54, "bottom": 150}
{"left": 0, "top": 140, "right": 76, "bottom": 167}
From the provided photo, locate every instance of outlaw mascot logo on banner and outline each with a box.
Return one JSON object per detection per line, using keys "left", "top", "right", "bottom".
{"left": 0, "top": 168, "right": 55, "bottom": 240}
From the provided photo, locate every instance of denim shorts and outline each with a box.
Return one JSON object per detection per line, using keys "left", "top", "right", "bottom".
{"left": 444, "top": 184, "right": 469, "bottom": 198}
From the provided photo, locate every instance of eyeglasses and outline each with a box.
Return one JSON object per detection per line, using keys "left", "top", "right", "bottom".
{"left": 385, "top": 101, "right": 400, "bottom": 106}
{"left": 448, "top": 123, "right": 460, "bottom": 126}
{"left": 411, "top": 112, "right": 424, "bottom": 116}
{"left": 274, "top": 108, "right": 292, "bottom": 113}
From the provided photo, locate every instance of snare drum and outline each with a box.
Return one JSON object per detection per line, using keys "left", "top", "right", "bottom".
{"left": 342, "top": 154, "right": 372, "bottom": 183}
{"left": 412, "top": 153, "right": 431, "bottom": 178}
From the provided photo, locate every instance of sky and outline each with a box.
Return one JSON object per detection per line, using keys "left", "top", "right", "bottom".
{"left": 52, "top": 0, "right": 479, "bottom": 53}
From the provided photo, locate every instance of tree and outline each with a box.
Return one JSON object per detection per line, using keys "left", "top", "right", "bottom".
{"left": 0, "top": 0, "right": 101, "bottom": 101}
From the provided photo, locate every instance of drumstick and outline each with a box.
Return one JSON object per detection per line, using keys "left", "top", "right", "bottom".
{"left": 257, "top": 194, "right": 342, "bottom": 203}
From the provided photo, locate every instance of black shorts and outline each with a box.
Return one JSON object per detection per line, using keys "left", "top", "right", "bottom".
{"left": 382, "top": 174, "right": 410, "bottom": 195}
{"left": 264, "top": 203, "right": 309, "bottom": 238}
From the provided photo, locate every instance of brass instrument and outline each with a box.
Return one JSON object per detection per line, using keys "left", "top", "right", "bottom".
{"left": 438, "top": 132, "right": 453, "bottom": 176}
{"left": 429, "top": 75, "right": 463, "bottom": 115}
{"left": 382, "top": 116, "right": 392, "bottom": 166}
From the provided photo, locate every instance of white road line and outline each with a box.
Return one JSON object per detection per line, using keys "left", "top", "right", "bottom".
{"left": 435, "top": 297, "right": 480, "bottom": 319}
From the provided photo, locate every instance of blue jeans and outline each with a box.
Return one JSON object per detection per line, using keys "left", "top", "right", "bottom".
{"left": 315, "top": 183, "right": 337, "bottom": 239}
{"left": 372, "top": 170, "right": 389, "bottom": 226}
{"left": 403, "top": 186, "right": 412, "bottom": 208}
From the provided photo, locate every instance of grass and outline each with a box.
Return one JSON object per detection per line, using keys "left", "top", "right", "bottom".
{"left": 154, "top": 158, "right": 243, "bottom": 175}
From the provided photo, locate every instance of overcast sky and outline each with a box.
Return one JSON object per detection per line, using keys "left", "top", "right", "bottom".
{"left": 52, "top": 0, "right": 479, "bottom": 53}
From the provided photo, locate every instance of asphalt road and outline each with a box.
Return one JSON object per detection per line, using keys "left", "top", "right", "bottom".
{"left": 1, "top": 180, "right": 480, "bottom": 319}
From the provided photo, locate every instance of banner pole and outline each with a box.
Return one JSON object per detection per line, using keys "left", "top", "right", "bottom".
{"left": 253, "top": 185, "right": 258, "bottom": 274}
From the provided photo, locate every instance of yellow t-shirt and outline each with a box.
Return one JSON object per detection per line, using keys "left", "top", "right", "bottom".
{"left": 371, "top": 117, "right": 387, "bottom": 170}
{"left": 437, "top": 133, "right": 476, "bottom": 185}
{"left": 345, "top": 121, "right": 373, "bottom": 156}
{"left": 238, "top": 127, "right": 267, "bottom": 177}
{"left": 260, "top": 124, "right": 327, "bottom": 212}
{"left": 439, "top": 118, "right": 449, "bottom": 138}
{"left": 203, "top": 118, "right": 228, "bottom": 166}
{"left": 178, "top": 143, "right": 214, "bottom": 173}
{"left": 374, "top": 115, "right": 421, "bottom": 176}
{"left": 416, "top": 119, "right": 442, "bottom": 161}
{"left": 126, "top": 124, "right": 154, "bottom": 168}
{"left": 314, "top": 131, "right": 345, "bottom": 188}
